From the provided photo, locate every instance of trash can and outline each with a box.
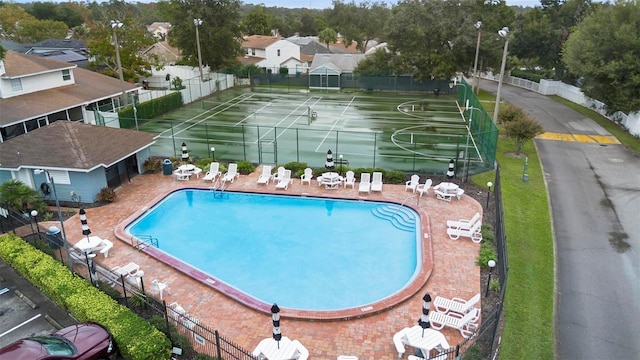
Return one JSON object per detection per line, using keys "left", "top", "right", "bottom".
{"left": 162, "top": 159, "right": 173, "bottom": 175}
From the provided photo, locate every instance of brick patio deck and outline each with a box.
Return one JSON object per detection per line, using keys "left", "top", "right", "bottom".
{"left": 61, "top": 168, "right": 482, "bottom": 359}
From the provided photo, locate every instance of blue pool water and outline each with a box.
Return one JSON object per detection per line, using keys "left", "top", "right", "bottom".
{"left": 126, "top": 189, "right": 420, "bottom": 311}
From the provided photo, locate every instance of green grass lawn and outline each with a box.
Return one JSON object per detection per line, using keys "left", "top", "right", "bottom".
{"left": 471, "top": 89, "right": 639, "bottom": 359}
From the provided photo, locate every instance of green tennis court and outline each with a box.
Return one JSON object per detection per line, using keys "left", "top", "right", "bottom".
{"left": 135, "top": 86, "right": 495, "bottom": 175}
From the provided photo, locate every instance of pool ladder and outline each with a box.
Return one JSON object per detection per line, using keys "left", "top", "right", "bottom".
{"left": 132, "top": 235, "right": 159, "bottom": 250}
{"left": 210, "top": 178, "right": 227, "bottom": 198}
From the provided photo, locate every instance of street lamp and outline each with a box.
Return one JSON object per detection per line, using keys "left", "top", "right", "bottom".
{"left": 486, "top": 181, "right": 493, "bottom": 209}
{"left": 338, "top": 154, "right": 343, "bottom": 176}
{"left": 486, "top": 259, "right": 496, "bottom": 297}
{"left": 493, "top": 26, "right": 510, "bottom": 124}
{"left": 30, "top": 210, "right": 41, "bottom": 240}
{"left": 210, "top": 146, "right": 215, "bottom": 161}
{"left": 34, "top": 169, "right": 72, "bottom": 270}
{"left": 194, "top": 18, "right": 204, "bottom": 81}
{"left": 472, "top": 21, "right": 482, "bottom": 94}
{"left": 110, "top": 19, "right": 126, "bottom": 106}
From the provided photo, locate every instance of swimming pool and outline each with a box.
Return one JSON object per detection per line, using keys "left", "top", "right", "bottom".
{"left": 125, "top": 189, "right": 421, "bottom": 313}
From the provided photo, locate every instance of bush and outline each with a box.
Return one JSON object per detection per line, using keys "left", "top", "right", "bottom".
{"left": 0, "top": 234, "right": 171, "bottom": 359}
{"left": 143, "top": 157, "right": 162, "bottom": 173}
{"left": 498, "top": 104, "right": 525, "bottom": 123}
{"left": 481, "top": 224, "right": 495, "bottom": 243}
{"left": 462, "top": 344, "right": 483, "bottom": 360}
{"left": 236, "top": 161, "right": 255, "bottom": 174}
{"left": 477, "top": 241, "right": 497, "bottom": 269}
{"left": 96, "top": 280, "right": 121, "bottom": 300}
{"left": 96, "top": 187, "right": 116, "bottom": 203}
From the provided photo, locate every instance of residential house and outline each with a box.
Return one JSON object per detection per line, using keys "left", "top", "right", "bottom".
{"left": 0, "top": 121, "right": 157, "bottom": 204}
{"left": 0, "top": 51, "right": 139, "bottom": 142}
{"left": 240, "top": 35, "right": 304, "bottom": 75}
{"left": 0, "top": 51, "right": 154, "bottom": 203}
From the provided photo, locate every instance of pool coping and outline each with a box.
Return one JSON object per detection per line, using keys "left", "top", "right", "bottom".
{"left": 114, "top": 186, "right": 433, "bottom": 321}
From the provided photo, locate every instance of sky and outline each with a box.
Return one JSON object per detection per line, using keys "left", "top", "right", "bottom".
{"left": 244, "top": 0, "right": 544, "bottom": 8}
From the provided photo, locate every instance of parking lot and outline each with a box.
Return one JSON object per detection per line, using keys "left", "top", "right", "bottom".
{"left": 0, "top": 258, "right": 77, "bottom": 348}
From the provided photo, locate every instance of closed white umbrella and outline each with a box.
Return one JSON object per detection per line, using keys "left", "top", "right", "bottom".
{"left": 325, "top": 149, "right": 335, "bottom": 171}
{"left": 271, "top": 303, "right": 282, "bottom": 349}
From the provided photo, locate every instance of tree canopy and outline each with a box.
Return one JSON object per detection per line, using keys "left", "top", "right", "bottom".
{"left": 562, "top": 0, "right": 640, "bottom": 113}
{"left": 158, "top": 0, "right": 243, "bottom": 70}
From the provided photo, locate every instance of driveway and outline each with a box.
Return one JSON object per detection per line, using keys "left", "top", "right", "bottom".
{"left": 481, "top": 80, "right": 640, "bottom": 359}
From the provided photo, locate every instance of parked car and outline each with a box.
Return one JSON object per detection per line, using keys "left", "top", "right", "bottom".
{"left": 0, "top": 322, "right": 117, "bottom": 359}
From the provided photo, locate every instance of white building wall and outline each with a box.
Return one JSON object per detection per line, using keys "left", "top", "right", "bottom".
{"left": 0, "top": 69, "right": 75, "bottom": 99}
{"left": 261, "top": 40, "right": 300, "bottom": 69}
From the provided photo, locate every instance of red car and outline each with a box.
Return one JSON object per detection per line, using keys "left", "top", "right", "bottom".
{"left": 0, "top": 322, "right": 117, "bottom": 359}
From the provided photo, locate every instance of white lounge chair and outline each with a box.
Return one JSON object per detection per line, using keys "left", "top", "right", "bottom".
{"left": 446, "top": 219, "right": 482, "bottom": 243}
{"left": 97, "top": 239, "right": 113, "bottom": 258}
{"left": 222, "top": 163, "right": 239, "bottom": 184}
{"left": 429, "top": 307, "right": 480, "bottom": 338}
{"left": 202, "top": 162, "right": 221, "bottom": 182}
{"left": 446, "top": 212, "right": 481, "bottom": 231}
{"left": 416, "top": 179, "right": 433, "bottom": 197}
{"left": 358, "top": 173, "right": 371, "bottom": 194}
{"left": 405, "top": 174, "right": 420, "bottom": 192}
{"left": 271, "top": 166, "right": 286, "bottom": 182}
{"left": 257, "top": 165, "right": 272, "bottom": 185}
{"left": 371, "top": 171, "right": 383, "bottom": 192}
{"left": 434, "top": 293, "right": 481, "bottom": 315}
{"left": 343, "top": 170, "right": 356, "bottom": 188}
{"left": 275, "top": 169, "right": 292, "bottom": 190}
{"left": 300, "top": 167, "right": 313, "bottom": 185}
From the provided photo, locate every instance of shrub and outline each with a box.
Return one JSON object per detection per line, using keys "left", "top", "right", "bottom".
{"left": 477, "top": 241, "right": 497, "bottom": 269}
{"left": 498, "top": 104, "right": 525, "bottom": 123}
{"left": 236, "top": 161, "right": 255, "bottom": 174}
{"left": 481, "top": 224, "right": 495, "bottom": 243}
{"left": 462, "top": 344, "right": 483, "bottom": 360}
{"left": 196, "top": 158, "right": 212, "bottom": 170}
{"left": 96, "top": 187, "right": 116, "bottom": 203}
{"left": 282, "top": 162, "right": 309, "bottom": 174}
{"left": 96, "top": 280, "right": 121, "bottom": 300}
{"left": 0, "top": 234, "right": 171, "bottom": 359}
{"left": 143, "top": 157, "right": 162, "bottom": 173}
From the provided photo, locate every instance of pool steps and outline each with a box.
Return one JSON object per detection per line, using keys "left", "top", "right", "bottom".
{"left": 371, "top": 205, "right": 416, "bottom": 232}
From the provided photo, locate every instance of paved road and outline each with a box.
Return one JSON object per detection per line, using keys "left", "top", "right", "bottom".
{"left": 480, "top": 81, "right": 640, "bottom": 359}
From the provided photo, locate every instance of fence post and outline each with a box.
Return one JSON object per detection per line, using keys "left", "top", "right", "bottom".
{"left": 214, "top": 330, "right": 222, "bottom": 359}
{"left": 162, "top": 300, "right": 173, "bottom": 343}
{"left": 120, "top": 275, "right": 129, "bottom": 308}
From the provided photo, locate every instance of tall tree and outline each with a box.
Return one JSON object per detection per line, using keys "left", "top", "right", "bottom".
{"left": 318, "top": 27, "right": 337, "bottom": 53}
{"left": 159, "top": 0, "right": 243, "bottom": 70}
{"left": 84, "top": 0, "right": 156, "bottom": 82}
{"left": 241, "top": 5, "right": 271, "bottom": 35}
{"left": 562, "top": 0, "right": 640, "bottom": 114}
{"left": 511, "top": 0, "right": 593, "bottom": 80}
{"left": 0, "top": 4, "right": 37, "bottom": 40}
{"left": 328, "top": 1, "right": 390, "bottom": 53}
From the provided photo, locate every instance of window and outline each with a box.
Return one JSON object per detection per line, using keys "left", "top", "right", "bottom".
{"left": 62, "top": 69, "right": 71, "bottom": 81}
{"left": 251, "top": 49, "right": 256, "bottom": 56}
{"left": 277, "top": 49, "right": 281, "bottom": 56}
{"left": 11, "top": 78, "right": 23, "bottom": 92}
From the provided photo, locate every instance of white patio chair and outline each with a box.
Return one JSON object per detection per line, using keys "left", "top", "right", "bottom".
{"left": 97, "top": 239, "right": 113, "bottom": 258}
{"left": 343, "top": 170, "right": 356, "bottom": 188}
{"left": 371, "top": 171, "right": 383, "bottom": 192}
{"left": 202, "top": 162, "right": 221, "bottom": 182}
{"left": 416, "top": 179, "right": 433, "bottom": 197}
{"left": 446, "top": 212, "right": 481, "bottom": 231}
{"left": 446, "top": 219, "right": 482, "bottom": 243}
{"left": 433, "top": 293, "right": 480, "bottom": 315}
{"left": 405, "top": 174, "right": 420, "bottom": 192}
{"left": 151, "top": 279, "right": 170, "bottom": 300}
{"left": 222, "top": 163, "right": 239, "bottom": 184}
{"left": 300, "top": 167, "right": 314, "bottom": 185}
{"left": 257, "top": 165, "right": 272, "bottom": 185}
{"left": 358, "top": 173, "right": 371, "bottom": 194}
{"left": 429, "top": 308, "right": 480, "bottom": 339}
{"left": 275, "top": 169, "right": 292, "bottom": 190}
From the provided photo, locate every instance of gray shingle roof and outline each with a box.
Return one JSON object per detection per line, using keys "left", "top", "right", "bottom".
{"left": 0, "top": 121, "right": 157, "bottom": 171}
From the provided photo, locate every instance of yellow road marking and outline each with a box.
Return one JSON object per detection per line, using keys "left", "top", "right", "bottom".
{"left": 537, "top": 132, "right": 620, "bottom": 144}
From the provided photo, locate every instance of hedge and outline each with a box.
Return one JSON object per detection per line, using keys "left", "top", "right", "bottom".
{"left": 0, "top": 234, "right": 171, "bottom": 360}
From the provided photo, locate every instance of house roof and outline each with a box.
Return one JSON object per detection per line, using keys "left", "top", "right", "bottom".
{"left": 242, "top": 35, "right": 281, "bottom": 49}
{"left": 2, "top": 50, "right": 75, "bottom": 77}
{"left": 0, "top": 51, "right": 140, "bottom": 127}
{"left": 28, "top": 38, "right": 87, "bottom": 50}
{"left": 0, "top": 121, "right": 157, "bottom": 171}
{"left": 310, "top": 54, "right": 366, "bottom": 73}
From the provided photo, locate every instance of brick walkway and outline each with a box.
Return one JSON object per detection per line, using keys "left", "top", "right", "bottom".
{"left": 61, "top": 168, "right": 482, "bottom": 359}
